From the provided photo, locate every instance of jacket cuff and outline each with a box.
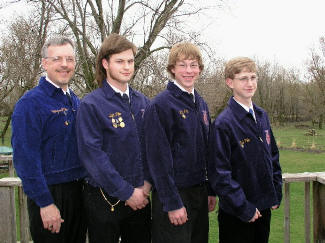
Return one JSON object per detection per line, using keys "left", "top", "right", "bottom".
{"left": 33, "top": 191, "right": 54, "bottom": 208}
{"left": 110, "top": 182, "right": 134, "bottom": 201}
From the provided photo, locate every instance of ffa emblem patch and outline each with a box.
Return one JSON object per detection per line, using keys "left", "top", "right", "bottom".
{"left": 202, "top": 110, "right": 209, "bottom": 125}
{"left": 265, "top": 130, "right": 271, "bottom": 145}
{"left": 109, "top": 112, "right": 125, "bottom": 128}
{"left": 239, "top": 138, "right": 251, "bottom": 148}
{"left": 179, "top": 109, "right": 189, "bottom": 119}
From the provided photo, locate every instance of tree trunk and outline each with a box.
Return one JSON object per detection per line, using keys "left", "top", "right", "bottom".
{"left": 319, "top": 114, "right": 323, "bottom": 129}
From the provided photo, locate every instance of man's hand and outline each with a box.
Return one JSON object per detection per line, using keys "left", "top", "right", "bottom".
{"left": 141, "top": 181, "right": 152, "bottom": 198}
{"left": 208, "top": 196, "right": 217, "bottom": 212}
{"left": 249, "top": 208, "right": 262, "bottom": 223}
{"left": 125, "top": 188, "right": 149, "bottom": 210}
{"left": 168, "top": 207, "right": 188, "bottom": 226}
{"left": 271, "top": 205, "right": 279, "bottom": 210}
{"left": 40, "top": 204, "right": 64, "bottom": 233}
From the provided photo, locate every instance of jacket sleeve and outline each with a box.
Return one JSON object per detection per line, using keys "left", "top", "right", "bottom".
{"left": 76, "top": 101, "right": 134, "bottom": 201}
{"left": 208, "top": 123, "right": 256, "bottom": 222}
{"left": 12, "top": 99, "right": 54, "bottom": 207}
{"left": 144, "top": 104, "right": 183, "bottom": 212}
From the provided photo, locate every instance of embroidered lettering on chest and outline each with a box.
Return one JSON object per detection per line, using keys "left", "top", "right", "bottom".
{"left": 51, "top": 108, "right": 70, "bottom": 126}
{"left": 179, "top": 109, "right": 189, "bottom": 119}
{"left": 51, "top": 107, "right": 68, "bottom": 115}
{"left": 239, "top": 138, "right": 251, "bottom": 148}
{"left": 109, "top": 112, "right": 125, "bottom": 128}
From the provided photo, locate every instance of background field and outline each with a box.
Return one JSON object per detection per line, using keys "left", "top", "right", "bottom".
{"left": 1, "top": 121, "right": 324, "bottom": 242}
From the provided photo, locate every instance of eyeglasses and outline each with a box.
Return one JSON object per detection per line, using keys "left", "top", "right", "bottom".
{"left": 45, "top": 56, "right": 76, "bottom": 63}
{"left": 234, "top": 75, "right": 258, "bottom": 83}
{"left": 176, "top": 63, "right": 200, "bottom": 70}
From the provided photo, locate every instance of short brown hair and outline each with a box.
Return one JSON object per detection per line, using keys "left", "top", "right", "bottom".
{"left": 167, "top": 42, "right": 204, "bottom": 79}
{"left": 225, "top": 57, "right": 256, "bottom": 79}
{"left": 95, "top": 33, "right": 137, "bottom": 87}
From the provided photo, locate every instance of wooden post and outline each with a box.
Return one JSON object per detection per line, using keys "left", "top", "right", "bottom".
{"left": 18, "top": 186, "right": 30, "bottom": 243}
{"left": 313, "top": 181, "right": 325, "bottom": 242}
{"left": 284, "top": 182, "right": 290, "bottom": 243}
{"left": 304, "top": 182, "right": 310, "bottom": 243}
{"left": 0, "top": 186, "right": 17, "bottom": 243}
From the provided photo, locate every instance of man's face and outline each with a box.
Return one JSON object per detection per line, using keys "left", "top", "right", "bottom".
{"left": 171, "top": 58, "right": 201, "bottom": 92}
{"left": 41, "top": 44, "right": 76, "bottom": 90}
{"left": 226, "top": 69, "right": 258, "bottom": 105}
{"left": 102, "top": 49, "right": 135, "bottom": 87}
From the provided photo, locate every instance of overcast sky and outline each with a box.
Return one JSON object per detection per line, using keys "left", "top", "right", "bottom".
{"left": 1, "top": 0, "right": 324, "bottom": 73}
{"left": 195, "top": 0, "right": 325, "bottom": 72}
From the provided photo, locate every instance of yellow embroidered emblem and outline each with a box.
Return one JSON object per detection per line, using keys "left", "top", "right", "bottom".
{"left": 239, "top": 138, "right": 251, "bottom": 148}
{"left": 179, "top": 109, "right": 189, "bottom": 119}
{"left": 109, "top": 112, "right": 126, "bottom": 128}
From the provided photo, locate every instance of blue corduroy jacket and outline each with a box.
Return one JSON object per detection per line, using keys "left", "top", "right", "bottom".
{"left": 144, "top": 81, "right": 211, "bottom": 212}
{"left": 208, "top": 97, "right": 282, "bottom": 222}
{"left": 11, "top": 77, "right": 86, "bottom": 207}
{"left": 76, "top": 81, "right": 150, "bottom": 201}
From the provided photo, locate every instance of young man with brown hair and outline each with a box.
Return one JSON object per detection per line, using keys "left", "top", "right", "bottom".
{"left": 76, "top": 33, "right": 151, "bottom": 243}
{"left": 144, "top": 42, "right": 216, "bottom": 243}
{"left": 208, "top": 57, "right": 282, "bottom": 243}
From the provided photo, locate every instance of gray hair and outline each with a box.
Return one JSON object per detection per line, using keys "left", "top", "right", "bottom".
{"left": 41, "top": 36, "right": 75, "bottom": 58}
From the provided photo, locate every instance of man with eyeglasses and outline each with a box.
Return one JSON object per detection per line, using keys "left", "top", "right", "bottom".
{"left": 208, "top": 57, "right": 282, "bottom": 243}
{"left": 144, "top": 42, "right": 216, "bottom": 243}
{"left": 12, "top": 36, "right": 87, "bottom": 243}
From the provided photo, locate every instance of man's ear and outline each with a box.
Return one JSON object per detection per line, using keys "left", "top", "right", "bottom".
{"left": 41, "top": 58, "right": 47, "bottom": 71}
{"left": 226, "top": 78, "right": 234, "bottom": 89}
{"left": 102, "top": 58, "right": 108, "bottom": 69}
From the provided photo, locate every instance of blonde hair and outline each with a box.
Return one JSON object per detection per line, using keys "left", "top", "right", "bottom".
{"left": 225, "top": 57, "right": 256, "bottom": 79}
{"left": 167, "top": 42, "right": 204, "bottom": 78}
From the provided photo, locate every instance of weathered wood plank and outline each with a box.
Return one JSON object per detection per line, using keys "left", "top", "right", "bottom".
{"left": 313, "top": 182, "right": 325, "bottom": 242}
{"left": 18, "top": 187, "right": 30, "bottom": 243}
{"left": 284, "top": 182, "right": 290, "bottom": 243}
{"left": 0, "top": 186, "right": 17, "bottom": 243}
{"left": 0, "top": 177, "right": 22, "bottom": 187}
{"left": 304, "top": 182, "right": 310, "bottom": 243}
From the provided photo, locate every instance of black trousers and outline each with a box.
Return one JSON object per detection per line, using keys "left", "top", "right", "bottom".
{"left": 218, "top": 208, "right": 271, "bottom": 243}
{"left": 27, "top": 180, "right": 87, "bottom": 243}
{"left": 152, "top": 184, "right": 209, "bottom": 243}
{"left": 83, "top": 182, "right": 151, "bottom": 243}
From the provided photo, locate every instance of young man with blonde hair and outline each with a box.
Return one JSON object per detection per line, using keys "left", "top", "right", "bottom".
{"left": 208, "top": 57, "right": 282, "bottom": 243}
{"left": 76, "top": 33, "right": 151, "bottom": 243}
{"left": 144, "top": 42, "right": 216, "bottom": 243}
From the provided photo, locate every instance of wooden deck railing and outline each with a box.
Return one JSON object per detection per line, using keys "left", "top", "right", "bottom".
{"left": 1, "top": 155, "right": 325, "bottom": 243}
{"left": 283, "top": 172, "right": 325, "bottom": 243}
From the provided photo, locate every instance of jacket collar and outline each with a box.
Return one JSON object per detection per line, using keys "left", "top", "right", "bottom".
{"left": 228, "top": 96, "right": 263, "bottom": 121}
{"left": 102, "top": 79, "right": 139, "bottom": 100}
{"left": 167, "top": 81, "right": 200, "bottom": 101}
{"left": 38, "top": 76, "right": 65, "bottom": 97}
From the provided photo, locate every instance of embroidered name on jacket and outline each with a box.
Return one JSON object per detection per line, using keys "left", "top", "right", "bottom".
{"left": 239, "top": 138, "right": 251, "bottom": 148}
{"left": 109, "top": 112, "right": 125, "bottom": 128}
{"left": 179, "top": 109, "right": 189, "bottom": 119}
{"left": 51, "top": 107, "right": 68, "bottom": 114}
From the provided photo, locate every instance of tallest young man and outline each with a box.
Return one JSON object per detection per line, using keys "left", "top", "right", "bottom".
{"left": 144, "top": 42, "right": 216, "bottom": 243}
{"left": 76, "top": 33, "right": 151, "bottom": 243}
